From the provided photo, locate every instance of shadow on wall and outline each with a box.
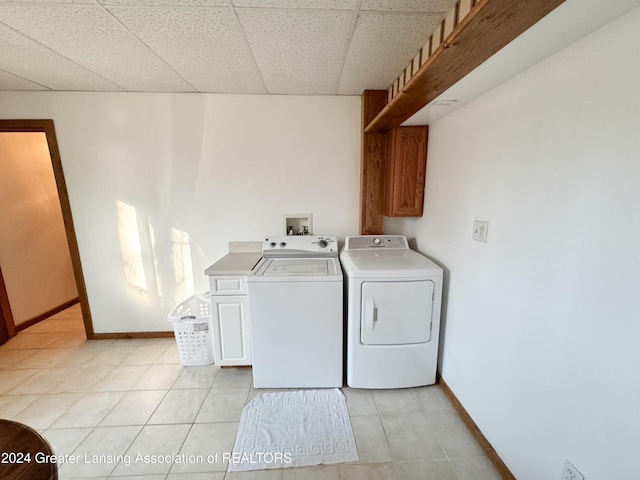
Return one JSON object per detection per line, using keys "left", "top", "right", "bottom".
{"left": 407, "top": 236, "right": 451, "bottom": 375}
{"left": 116, "top": 200, "right": 195, "bottom": 309}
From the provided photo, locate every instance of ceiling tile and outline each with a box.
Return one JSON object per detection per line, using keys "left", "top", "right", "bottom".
{"left": 0, "top": 22, "right": 123, "bottom": 91}
{"left": 0, "top": 69, "right": 48, "bottom": 90}
{"left": 338, "top": 12, "right": 442, "bottom": 94}
{"left": 0, "top": 0, "right": 458, "bottom": 95}
{"left": 236, "top": 8, "right": 354, "bottom": 94}
{"left": 361, "top": 0, "right": 456, "bottom": 12}
{"left": 231, "top": 0, "right": 358, "bottom": 8}
{"left": 99, "top": 0, "right": 228, "bottom": 6}
{"left": 108, "top": 6, "right": 266, "bottom": 93}
{"left": 0, "top": 4, "right": 195, "bottom": 92}
{"left": 0, "top": 0, "right": 96, "bottom": 3}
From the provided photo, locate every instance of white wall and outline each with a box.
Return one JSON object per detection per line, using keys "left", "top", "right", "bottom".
{"left": 386, "top": 7, "right": 640, "bottom": 480}
{"left": 0, "top": 132, "right": 78, "bottom": 325}
{"left": 0, "top": 93, "right": 361, "bottom": 333}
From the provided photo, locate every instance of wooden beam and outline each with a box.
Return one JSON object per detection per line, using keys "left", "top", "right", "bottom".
{"left": 365, "top": 0, "right": 566, "bottom": 133}
{"left": 360, "top": 90, "right": 388, "bottom": 235}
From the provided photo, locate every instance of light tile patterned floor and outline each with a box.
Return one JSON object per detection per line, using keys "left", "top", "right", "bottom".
{"left": 0, "top": 305, "right": 502, "bottom": 480}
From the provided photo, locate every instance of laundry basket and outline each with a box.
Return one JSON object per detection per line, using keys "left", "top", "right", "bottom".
{"left": 168, "top": 294, "right": 214, "bottom": 366}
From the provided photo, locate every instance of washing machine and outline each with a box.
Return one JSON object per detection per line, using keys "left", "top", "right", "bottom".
{"left": 340, "top": 235, "right": 443, "bottom": 389}
{"left": 248, "top": 235, "right": 342, "bottom": 388}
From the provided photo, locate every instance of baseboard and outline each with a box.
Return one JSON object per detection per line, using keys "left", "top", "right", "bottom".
{"left": 15, "top": 297, "right": 80, "bottom": 332}
{"left": 437, "top": 375, "right": 516, "bottom": 480}
{"left": 88, "top": 331, "right": 175, "bottom": 340}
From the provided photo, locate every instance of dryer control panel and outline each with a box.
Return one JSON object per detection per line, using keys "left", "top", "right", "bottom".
{"left": 344, "top": 235, "right": 408, "bottom": 250}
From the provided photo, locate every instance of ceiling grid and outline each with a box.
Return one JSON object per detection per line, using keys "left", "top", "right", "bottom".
{"left": 0, "top": 0, "right": 457, "bottom": 94}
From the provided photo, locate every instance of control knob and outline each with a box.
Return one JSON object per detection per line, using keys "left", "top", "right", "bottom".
{"left": 279, "top": 242, "right": 287, "bottom": 248}
{"left": 373, "top": 237, "right": 382, "bottom": 245}
{"left": 317, "top": 239, "right": 328, "bottom": 248}
{"left": 269, "top": 242, "right": 276, "bottom": 248}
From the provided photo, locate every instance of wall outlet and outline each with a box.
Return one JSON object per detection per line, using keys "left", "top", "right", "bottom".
{"left": 472, "top": 220, "right": 489, "bottom": 242}
{"left": 561, "top": 459, "right": 585, "bottom": 480}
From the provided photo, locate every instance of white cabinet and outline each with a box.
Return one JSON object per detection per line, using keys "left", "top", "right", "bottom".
{"left": 210, "top": 276, "right": 247, "bottom": 295}
{"left": 209, "top": 275, "right": 252, "bottom": 366}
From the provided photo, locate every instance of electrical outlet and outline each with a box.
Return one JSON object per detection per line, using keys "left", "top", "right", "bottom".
{"left": 472, "top": 220, "right": 489, "bottom": 242}
{"left": 561, "top": 459, "right": 584, "bottom": 480}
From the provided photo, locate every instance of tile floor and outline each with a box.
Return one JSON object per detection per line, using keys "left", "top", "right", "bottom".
{"left": 0, "top": 305, "right": 502, "bottom": 480}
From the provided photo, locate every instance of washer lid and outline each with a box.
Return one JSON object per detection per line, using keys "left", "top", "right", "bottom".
{"left": 263, "top": 258, "right": 328, "bottom": 276}
{"left": 250, "top": 257, "right": 342, "bottom": 281}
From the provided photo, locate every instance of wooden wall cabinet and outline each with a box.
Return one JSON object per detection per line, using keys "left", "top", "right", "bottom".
{"left": 385, "top": 126, "right": 428, "bottom": 217}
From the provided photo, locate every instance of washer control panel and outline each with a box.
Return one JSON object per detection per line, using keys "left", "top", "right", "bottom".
{"left": 262, "top": 235, "right": 338, "bottom": 257}
{"left": 344, "top": 235, "right": 408, "bottom": 250}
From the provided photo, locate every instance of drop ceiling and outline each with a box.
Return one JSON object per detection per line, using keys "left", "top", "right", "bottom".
{"left": 0, "top": 0, "right": 458, "bottom": 94}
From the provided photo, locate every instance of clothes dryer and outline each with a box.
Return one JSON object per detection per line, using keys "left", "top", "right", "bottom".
{"left": 340, "top": 235, "right": 443, "bottom": 389}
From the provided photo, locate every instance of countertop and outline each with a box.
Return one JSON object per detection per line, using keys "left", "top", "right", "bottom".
{"left": 205, "top": 242, "right": 262, "bottom": 276}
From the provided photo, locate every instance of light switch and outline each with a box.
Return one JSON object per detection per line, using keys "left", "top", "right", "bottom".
{"left": 472, "top": 220, "right": 489, "bottom": 243}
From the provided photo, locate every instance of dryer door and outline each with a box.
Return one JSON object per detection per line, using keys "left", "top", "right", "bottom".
{"left": 360, "top": 280, "right": 434, "bottom": 345}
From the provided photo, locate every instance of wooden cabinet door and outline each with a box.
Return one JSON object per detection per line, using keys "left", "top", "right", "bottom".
{"left": 385, "top": 126, "right": 428, "bottom": 217}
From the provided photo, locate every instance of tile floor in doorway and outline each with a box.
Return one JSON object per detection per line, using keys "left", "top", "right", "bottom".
{"left": 0, "top": 305, "right": 501, "bottom": 480}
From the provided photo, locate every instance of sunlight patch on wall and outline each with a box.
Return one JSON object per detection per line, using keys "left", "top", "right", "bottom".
{"left": 171, "top": 227, "right": 194, "bottom": 303}
{"left": 116, "top": 201, "right": 147, "bottom": 290}
{"left": 149, "top": 222, "right": 163, "bottom": 300}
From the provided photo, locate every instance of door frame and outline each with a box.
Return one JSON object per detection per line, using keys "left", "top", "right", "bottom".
{"left": 0, "top": 119, "right": 94, "bottom": 338}
{"left": 0, "top": 264, "right": 16, "bottom": 344}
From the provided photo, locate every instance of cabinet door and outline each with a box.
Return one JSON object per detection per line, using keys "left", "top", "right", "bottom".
{"left": 385, "top": 126, "right": 428, "bottom": 217}
{"left": 211, "top": 296, "right": 251, "bottom": 366}
{"left": 209, "top": 275, "right": 248, "bottom": 295}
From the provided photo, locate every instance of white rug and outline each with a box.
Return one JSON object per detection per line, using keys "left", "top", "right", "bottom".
{"left": 229, "top": 388, "right": 359, "bottom": 471}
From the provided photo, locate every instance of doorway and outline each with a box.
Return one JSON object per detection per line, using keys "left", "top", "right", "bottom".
{"left": 0, "top": 120, "right": 93, "bottom": 343}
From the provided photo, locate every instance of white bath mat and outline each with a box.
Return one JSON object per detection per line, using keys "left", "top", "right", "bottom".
{"left": 229, "top": 388, "right": 359, "bottom": 471}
